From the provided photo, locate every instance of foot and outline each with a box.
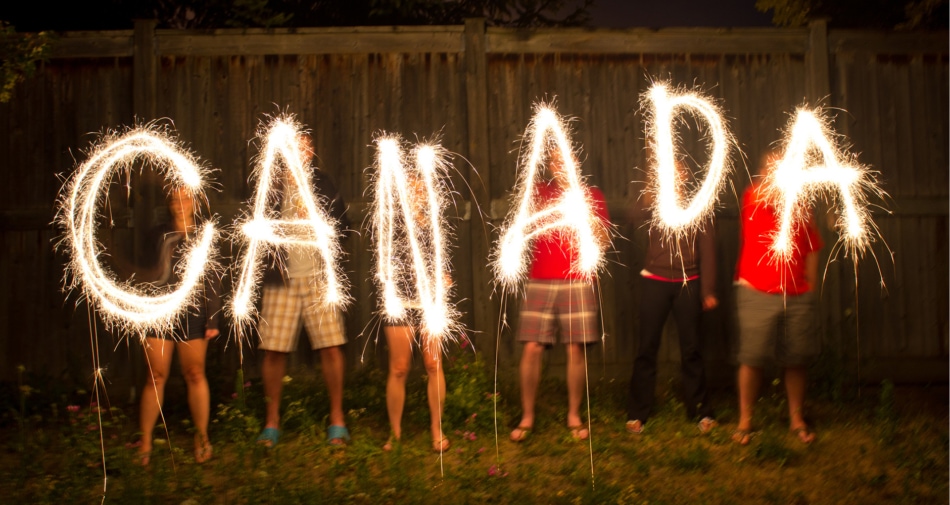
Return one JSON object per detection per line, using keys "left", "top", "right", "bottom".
{"left": 568, "top": 425, "right": 590, "bottom": 441}
{"left": 135, "top": 448, "right": 151, "bottom": 467}
{"left": 194, "top": 434, "right": 213, "bottom": 464}
{"left": 732, "top": 428, "right": 753, "bottom": 446}
{"left": 790, "top": 424, "right": 815, "bottom": 444}
{"left": 382, "top": 437, "right": 399, "bottom": 452}
{"left": 625, "top": 419, "right": 644, "bottom": 434}
{"left": 256, "top": 427, "right": 280, "bottom": 448}
{"left": 509, "top": 426, "right": 532, "bottom": 442}
{"left": 327, "top": 425, "right": 351, "bottom": 446}
{"left": 432, "top": 435, "right": 451, "bottom": 453}
{"left": 698, "top": 417, "right": 718, "bottom": 435}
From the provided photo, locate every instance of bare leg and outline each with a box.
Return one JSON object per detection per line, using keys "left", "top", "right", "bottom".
{"left": 385, "top": 326, "right": 413, "bottom": 446}
{"left": 422, "top": 340, "right": 447, "bottom": 450}
{"left": 319, "top": 345, "right": 346, "bottom": 428}
{"left": 176, "top": 338, "right": 211, "bottom": 462}
{"left": 515, "top": 341, "right": 545, "bottom": 434}
{"left": 785, "top": 366, "right": 814, "bottom": 443}
{"left": 736, "top": 364, "right": 762, "bottom": 444}
{"left": 139, "top": 338, "right": 175, "bottom": 463}
{"left": 565, "top": 343, "right": 587, "bottom": 429}
{"left": 261, "top": 351, "right": 288, "bottom": 429}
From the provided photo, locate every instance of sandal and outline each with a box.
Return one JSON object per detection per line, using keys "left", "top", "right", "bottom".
{"left": 568, "top": 425, "right": 590, "bottom": 441}
{"left": 134, "top": 450, "right": 151, "bottom": 467}
{"left": 382, "top": 437, "right": 399, "bottom": 452}
{"left": 698, "top": 417, "right": 718, "bottom": 435}
{"left": 625, "top": 419, "right": 644, "bottom": 434}
{"left": 256, "top": 427, "right": 281, "bottom": 448}
{"left": 791, "top": 425, "right": 816, "bottom": 445}
{"left": 509, "top": 426, "right": 532, "bottom": 442}
{"left": 327, "top": 425, "right": 351, "bottom": 446}
{"left": 432, "top": 436, "right": 451, "bottom": 453}
{"left": 194, "top": 434, "right": 213, "bottom": 464}
{"left": 732, "top": 428, "right": 754, "bottom": 446}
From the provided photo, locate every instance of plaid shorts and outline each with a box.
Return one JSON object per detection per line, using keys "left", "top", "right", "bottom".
{"left": 516, "top": 279, "right": 600, "bottom": 346}
{"left": 258, "top": 276, "right": 346, "bottom": 353}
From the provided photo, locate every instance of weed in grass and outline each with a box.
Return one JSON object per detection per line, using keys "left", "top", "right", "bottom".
{"left": 753, "top": 430, "right": 797, "bottom": 467}
{"left": 669, "top": 444, "right": 712, "bottom": 473}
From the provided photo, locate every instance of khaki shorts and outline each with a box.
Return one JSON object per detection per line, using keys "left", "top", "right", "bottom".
{"left": 735, "top": 285, "right": 819, "bottom": 367}
{"left": 517, "top": 279, "right": 600, "bottom": 346}
{"left": 258, "top": 277, "right": 346, "bottom": 352}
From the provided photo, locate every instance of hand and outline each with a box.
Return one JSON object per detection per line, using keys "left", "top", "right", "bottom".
{"left": 204, "top": 328, "right": 220, "bottom": 340}
{"left": 702, "top": 295, "right": 718, "bottom": 311}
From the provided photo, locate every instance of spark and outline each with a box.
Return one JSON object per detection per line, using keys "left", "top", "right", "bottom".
{"left": 643, "top": 83, "right": 733, "bottom": 238}
{"left": 494, "top": 103, "right": 607, "bottom": 291}
{"left": 56, "top": 126, "right": 217, "bottom": 338}
{"left": 371, "top": 135, "right": 459, "bottom": 347}
{"left": 230, "top": 117, "right": 349, "bottom": 330}
{"left": 762, "top": 107, "right": 884, "bottom": 261}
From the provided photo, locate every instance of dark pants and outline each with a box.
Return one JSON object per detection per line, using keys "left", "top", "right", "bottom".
{"left": 626, "top": 277, "right": 712, "bottom": 423}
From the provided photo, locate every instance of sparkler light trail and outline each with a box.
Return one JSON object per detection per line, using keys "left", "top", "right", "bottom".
{"left": 643, "top": 83, "right": 734, "bottom": 237}
{"left": 494, "top": 103, "right": 608, "bottom": 291}
{"left": 230, "top": 117, "right": 349, "bottom": 330}
{"left": 371, "top": 135, "right": 459, "bottom": 346}
{"left": 761, "top": 107, "right": 883, "bottom": 261}
{"left": 56, "top": 127, "right": 217, "bottom": 338}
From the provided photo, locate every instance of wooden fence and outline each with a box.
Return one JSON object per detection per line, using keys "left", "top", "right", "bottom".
{"left": 0, "top": 20, "right": 946, "bottom": 399}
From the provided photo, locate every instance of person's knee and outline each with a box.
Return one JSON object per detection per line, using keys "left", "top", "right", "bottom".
{"left": 423, "top": 358, "right": 443, "bottom": 376}
{"left": 182, "top": 364, "right": 206, "bottom": 385}
{"left": 389, "top": 362, "right": 411, "bottom": 381}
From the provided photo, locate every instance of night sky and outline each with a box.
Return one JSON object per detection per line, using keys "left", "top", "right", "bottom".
{"left": 591, "top": 0, "right": 772, "bottom": 28}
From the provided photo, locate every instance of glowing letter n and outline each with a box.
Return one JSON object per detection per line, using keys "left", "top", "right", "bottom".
{"left": 372, "top": 136, "right": 457, "bottom": 342}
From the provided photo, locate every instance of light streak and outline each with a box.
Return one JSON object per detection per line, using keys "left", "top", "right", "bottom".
{"left": 56, "top": 127, "right": 217, "bottom": 338}
{"left": 494, "top": 103, "right": 607, "bottom": 291}
{"left": 371, "top": 135, "right": 459, "bottom": 346}
{"left": 643, "top": 83, "right": 733, "bottom": 237}
{"left": 230, "top": 117, "right": 349, "bottom": 330}
{"left": 762, "top": 107, "right": 883, "bottom": 261}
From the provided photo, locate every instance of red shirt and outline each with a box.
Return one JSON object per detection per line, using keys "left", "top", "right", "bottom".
{"left": 735, "top": 183, "right": 822, "bottom": 295}
{"left": 529, "top": 182, "right": 610, "bottom": 280}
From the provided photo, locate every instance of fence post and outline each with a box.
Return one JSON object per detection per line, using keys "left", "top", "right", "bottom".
{"left": 463, "top": 18, "right": 497, "bottom": 357}
{"left": 806, "top": 19, "right": 831, "bottom": 103}
{"left": 133, "top": 20, "right": 157, "bottom": 120}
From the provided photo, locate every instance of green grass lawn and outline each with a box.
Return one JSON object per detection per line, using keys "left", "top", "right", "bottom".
{"left": 1, "top": 356, "right": 947, "bottom": 504}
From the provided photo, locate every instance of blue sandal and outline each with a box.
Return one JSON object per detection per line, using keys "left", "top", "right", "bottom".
{"left": 327, "top": 425, "right": 351, "bottom": 446}
{"left": 256, "top": 427, "right": 280, "bottom": 448}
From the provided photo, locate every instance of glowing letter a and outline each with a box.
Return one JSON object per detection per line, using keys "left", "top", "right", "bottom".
{"left": 372, "top": 136, "right": 457, "bottom": 343}
{"left": 765, "top": 109, "right": 873, "bottom": 260}
{"left": 231, "top": 118, "right": 348, "bottom": 328}
{"left": 494, "top": 104, "right": 606, "bottom": 291}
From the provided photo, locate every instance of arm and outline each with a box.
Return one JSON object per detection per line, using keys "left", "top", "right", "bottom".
{"left": 698, "top": 218, "right": 718, "bottom": 310}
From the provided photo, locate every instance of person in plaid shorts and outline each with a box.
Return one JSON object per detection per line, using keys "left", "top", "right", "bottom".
{"left": 509, "top": 148, "right": 611, "bottom": 443}
{"left": 256, "top": 134, "right": 352, "bottom": 447}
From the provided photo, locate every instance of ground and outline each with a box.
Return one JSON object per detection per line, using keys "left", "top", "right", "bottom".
{"left": 0, "top": 357, "right": 947, "bottom": 504}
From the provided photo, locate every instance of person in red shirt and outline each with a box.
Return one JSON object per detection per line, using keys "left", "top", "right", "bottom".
{"left": 509, "top": 148, "right": 611, "bottom": 442}
{"left": 733, "top": 152, "right": 822, "bottom": 445}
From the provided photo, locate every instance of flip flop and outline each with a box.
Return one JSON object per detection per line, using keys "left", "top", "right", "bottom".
{"left": 194, "top": 434, "right": 213, "bottom": 464}
{"left": 432, "top": 436, "right": 451, "bottom": 453}
{"left": 510, "top": 426, "right": 532, "bottom": 442}
{"left": 732, "top": 428, "right": 754, "bottom": 446}
{"left": 256, "top": 427, "right": 280, "bottom": 448}
{"left": 568, "top": 425, "right": 590, "bottom": 441}
{"left": 698, "top": 417, "right": 718, "bottom": 435}
{"left": 625, "top": 419, "right": 644, "bottom": 434}
{"left": 791, "top": 425, "right": 816, "bottom": 445}
{"left": 327, "top": 425, "right": 351, "bottom": 446}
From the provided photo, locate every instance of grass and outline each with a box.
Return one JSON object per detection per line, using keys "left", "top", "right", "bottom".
{"left": 0, "top": 356, "right": 947, "bottom": 504}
